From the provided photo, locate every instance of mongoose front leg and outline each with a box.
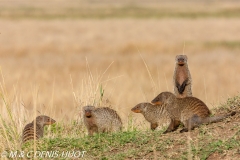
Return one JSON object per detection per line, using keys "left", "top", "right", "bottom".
{"left": 89, "top": 126, "right": 98, "bottom": 136}
{"left": 89, "top": 129, "right": 94, "bottom": 136}
{"left": 163, "top": 119, "right": 175, "bottom": 134}
{"left": 173, "top": 120, "right": 181, "bottom": 131}
{"left": 151, "top": 123, "right": 158, "bottom": 130}
{"left": 176, "top": 79, "right": 189, "bottom": 94}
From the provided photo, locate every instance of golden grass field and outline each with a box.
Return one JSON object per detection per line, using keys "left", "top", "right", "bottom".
{"left": 0, "top": 0, "right": 240, "bottom": 130}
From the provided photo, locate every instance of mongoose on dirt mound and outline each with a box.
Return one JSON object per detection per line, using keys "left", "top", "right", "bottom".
{"left": 131, "top": 103, "right": 180, "bottom": 131}
{"left": 82, "top": 106, "right": 122, "bottom": 136}
{"left": 22, "top": 115, "right": 56, "bottom": 143}
{"left": 173, "top": 55, "right": 192, "bottom": 98}
{"left": 151, "top": 92, "right": 236, "bottom": 133}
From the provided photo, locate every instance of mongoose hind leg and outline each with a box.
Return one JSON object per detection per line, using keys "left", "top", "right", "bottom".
{"left": 180, "top": 115, "right": 201, "bottom": 133}
{"left": 173, "top": 120, "right": 181, "bottom": 129}
{"left": 151, "top": 123, "right": 158, "bottom": 130}
{"left": 163, "top": 119, "right": 178, "bottom": 134}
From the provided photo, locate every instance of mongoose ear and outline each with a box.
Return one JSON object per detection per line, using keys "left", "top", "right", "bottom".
{"left": 184, "top": 55, "right": 188, "bottom": 61}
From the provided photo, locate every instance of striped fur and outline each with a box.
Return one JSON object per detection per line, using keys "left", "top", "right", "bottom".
{"left": 131, "top": 103, "right": 180, "bottom": 130}
{"left": 173, "top": 55, "right": 192, "bottom": 98}
{"left": 151, "top": 92, "right": 235, "bottom": 133}
{"left": 83, "top": 106, "right": 122, "bottom": 136}
{"left": 22, "top": 115, "right": 56, "bottom": 143}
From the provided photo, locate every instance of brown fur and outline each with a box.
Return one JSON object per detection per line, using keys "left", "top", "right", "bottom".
{"left": 22, "top": 115, "right": 56, "bottom": 143}
{"left": 173, "top": 55, "right": 192, "bottom": 98}
{"left": 131, "top": 102, "right": 180, "bottom": 131}
{"left": 151, "top": 92, "right": 236, "bottom": 133}
{"left": 82, "top": 106, "right": 122, "bottom": 136}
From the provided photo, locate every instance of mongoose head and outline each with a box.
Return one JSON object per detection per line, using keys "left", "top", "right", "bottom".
{"left": 131, "top": 103, "right": 150, "bottom": 113}
{"left": 83, "top": 105, "right": 96, "bottom": 118}
{"left": 151, "top": 92, "right": 175, "bottom": 105}
{"left": 34, "top": 115, "right": 56, "bottom": 126}
{"left": 176, "top": 55, "right": 188, "bottom": 66}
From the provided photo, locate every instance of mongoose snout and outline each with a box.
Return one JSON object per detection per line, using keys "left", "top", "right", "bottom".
{"left": 177, "top": 58, "right": 185, "bottom": 66}
{"left": 45, "top": 118, "right": 56, "bottom": 125}
{"left": 37, "top": 115, "right": 56, "bottom": 125}
{"left": 83, "top": 105, "right": 95, "bottom": 118}
{"left": 85, "top": 110, "right": 92, "bottom": 118}
{"left": 131, "top": 104, "right": 142, "bottom": 113}
{"left": 177, "top": 55, "right": 187, "bottom": 66}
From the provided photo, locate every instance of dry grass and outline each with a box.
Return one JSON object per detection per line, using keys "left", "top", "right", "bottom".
{"left": 0, "top": 2, "right": 240, "bottom": 157}
{"left": 0, "top": 18, "right": 240, "bottom": 124}
{"left": 0, "top": 1, "right": 239, "bottom": 160}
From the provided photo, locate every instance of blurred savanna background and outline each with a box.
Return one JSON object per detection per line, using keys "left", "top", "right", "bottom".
{"left": 0, "top": 0, "right": 240, "bottom": 130}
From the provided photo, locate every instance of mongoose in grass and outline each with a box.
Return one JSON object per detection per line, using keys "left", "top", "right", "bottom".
{"left": 131, "top": 103, "right": 180, "bottom": 131}
{"left": 151, "top": 92, "right": 236, "bottom": 133}
{"left": 83, "top": 106, "right": 122, "bottom": 136}
{"left": 173, "top": 55, "right": 192, "bottom": 98}
{"left": 22, "top": 115, "right": 56, "bottom": 143}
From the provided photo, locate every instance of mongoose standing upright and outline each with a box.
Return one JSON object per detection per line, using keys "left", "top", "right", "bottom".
{"left": 151, "top": 92, "right": 236, "bottom": 133}
{"left": 82, "top": 106, "right": 122, "bottom": 136}
{"left": 22, "top": 115, "right": 56, "bottom": 143}
{"left": 131, "top": 103, "right": 180, "bottom": 131}
{"left": 173, "top": 55, "right": 192, "bottom": 98}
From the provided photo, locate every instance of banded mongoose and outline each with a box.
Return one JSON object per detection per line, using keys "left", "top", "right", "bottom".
{"left": 173, "top": 55, "right": 192, "bottom": 98}
{"left": 151, "top": 92, "right": 236, "bottom": 133}
{"left": 22, "top": 115, "right": 56, "bottom": 143}
{"left": 82, "top": 106, "right": 122, "bottom": 136}
{"left": 131, "top": 103, "right": 180, "bottom": 131}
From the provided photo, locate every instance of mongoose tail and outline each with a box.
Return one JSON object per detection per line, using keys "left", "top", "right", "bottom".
{"left": 180, "top": 111, "right": 236, "bottom": 133}
{"left": 201, "top": 111, "right": 236, "bottom": 124}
